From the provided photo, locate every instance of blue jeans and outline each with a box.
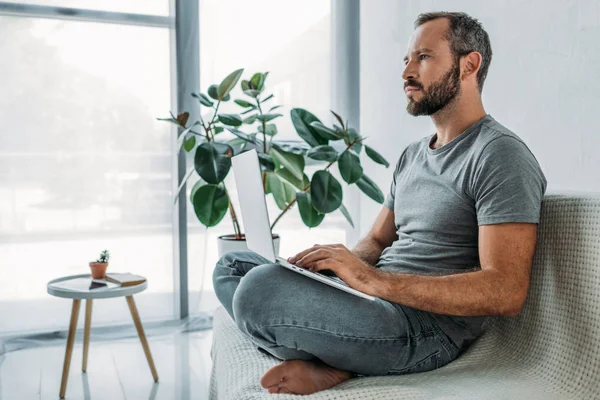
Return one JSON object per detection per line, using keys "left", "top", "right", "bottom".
{"left": 213, "top": 250, "right": 462, "bottom": 376}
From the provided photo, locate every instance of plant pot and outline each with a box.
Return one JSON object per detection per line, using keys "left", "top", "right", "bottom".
{"left": 89, "top": 262, "right": 108, "bottom": 279}
{"left": 217, "top": 234, "right": 281, "bottom": 259}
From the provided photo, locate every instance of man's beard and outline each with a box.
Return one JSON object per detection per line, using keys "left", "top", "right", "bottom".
{"left": 406, "top": 62, "right": 461, "bottom": 116}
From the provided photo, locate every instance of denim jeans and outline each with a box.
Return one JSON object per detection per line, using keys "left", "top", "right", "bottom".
{"left": 213, "top": 250, "right": 462, "bottom": 376}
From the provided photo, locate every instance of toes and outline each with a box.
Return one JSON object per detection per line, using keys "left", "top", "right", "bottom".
{"left": 261, "top": 364, "right": 285, "bottom": 388}
{"left": 267, "top": 385, "right": 279, "bottom": 394}
{"left": 277, "top": 387, "right": 292, "bottom": 394}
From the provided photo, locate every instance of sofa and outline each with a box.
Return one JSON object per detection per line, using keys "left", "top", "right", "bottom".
{"left": 209, "top": 194, "right": 600, "bottom": 399}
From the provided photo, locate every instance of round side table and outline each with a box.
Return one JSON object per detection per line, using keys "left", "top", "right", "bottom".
{"left": 48, "top": 274, "right": 159, "bottom": 399}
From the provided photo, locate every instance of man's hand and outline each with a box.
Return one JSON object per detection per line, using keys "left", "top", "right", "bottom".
{"left": 289, "top": 244, "right": 378, "bottom": 295}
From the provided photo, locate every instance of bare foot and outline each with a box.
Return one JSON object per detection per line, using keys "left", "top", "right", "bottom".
{"left": 260, "top": 359, "right": 353, "bottom": 395}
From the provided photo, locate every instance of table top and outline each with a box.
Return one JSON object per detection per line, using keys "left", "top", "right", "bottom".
{"left": 47, "top": 274, "right": 147, "bottom": 299}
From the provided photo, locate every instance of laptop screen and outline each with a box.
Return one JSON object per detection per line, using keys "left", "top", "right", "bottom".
{"left": 231, "top": 149, "right": 277, "bottom": 262}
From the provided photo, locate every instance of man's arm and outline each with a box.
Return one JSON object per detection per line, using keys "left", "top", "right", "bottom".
{"left": 369, "top": 222, "right": 538, "bottom": 317}
{"left": 351, "top": 207, "right": 398, "bottom": 266}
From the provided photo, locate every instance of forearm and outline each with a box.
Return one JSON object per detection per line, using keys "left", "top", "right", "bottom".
{"left": 369, "top": 268, "right": 523, "bottom": 317}
{"left": 351, "top": 236, "right": 386, "bottom": 266}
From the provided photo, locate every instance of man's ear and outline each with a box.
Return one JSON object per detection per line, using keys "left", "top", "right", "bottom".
{"left": 462, "top": 51, "right": 482, "bottom": 81}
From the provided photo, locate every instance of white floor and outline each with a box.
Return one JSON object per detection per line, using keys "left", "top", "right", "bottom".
{"left": 0, "top": 329, "right": 213, "bottom": 400}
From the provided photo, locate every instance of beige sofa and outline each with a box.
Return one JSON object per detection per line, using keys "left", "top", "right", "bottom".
{"left": 209, "top": 194, "right": 600, "bottom": 399}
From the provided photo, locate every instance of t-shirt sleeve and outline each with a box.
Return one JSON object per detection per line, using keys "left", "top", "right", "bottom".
{"left": 471, "top": 136, "right": 547, "bottom": 225}
{"left": 383, "top": 151, "right": 405, "bottom": 210}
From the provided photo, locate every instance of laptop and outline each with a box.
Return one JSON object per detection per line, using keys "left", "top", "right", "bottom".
{"left": 231, "top": 149, "right": 376, "bottom": 301}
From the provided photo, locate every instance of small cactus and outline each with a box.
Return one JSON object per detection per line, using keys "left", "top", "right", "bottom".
{"left": 96, "top": 249, "right": 110, "bottom": 263}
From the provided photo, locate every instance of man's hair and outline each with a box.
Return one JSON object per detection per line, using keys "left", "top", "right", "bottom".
{"left": 415, "top": 12, "right": 492, "bottom": 92}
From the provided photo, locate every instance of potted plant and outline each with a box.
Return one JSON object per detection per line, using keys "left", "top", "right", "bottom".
{"left": 159, "top": 69, "right": 390, "bottom": 257}
{"left": 90, "top": 249, "right": 110, "bottom": 279}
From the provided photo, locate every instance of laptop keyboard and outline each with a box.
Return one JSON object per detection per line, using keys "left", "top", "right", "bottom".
{"left": 277, "top": 257, "right": 349, "bottom": 286}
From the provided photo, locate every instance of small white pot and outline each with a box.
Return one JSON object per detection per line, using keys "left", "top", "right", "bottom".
{"left": 217, "top": 234, "right": 281, "bottom": 258}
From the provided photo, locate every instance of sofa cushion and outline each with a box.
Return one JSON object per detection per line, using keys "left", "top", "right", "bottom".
{"left": 209, "top": 194, "right": 600, "bottom": 399}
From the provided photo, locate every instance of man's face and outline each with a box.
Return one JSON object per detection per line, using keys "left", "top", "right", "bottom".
{"left": 403, "top": 19, "right": 461, "bottom": 116}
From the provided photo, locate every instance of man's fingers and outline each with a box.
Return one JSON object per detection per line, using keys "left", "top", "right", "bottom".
{"left": 289, "top": 244, "right": 327, "bottom": 263}
{"left": 307, "top": 259, "right": 332, "bottom": 273}
{"left": 296, "top": 248, "right": 332, "bottom": 267}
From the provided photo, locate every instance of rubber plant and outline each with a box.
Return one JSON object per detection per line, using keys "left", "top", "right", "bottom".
{"left": 158, "top": 69, "right": 391, "bottom": 238}
{"left": 229, "top": 71, "right": 391, "bottom": 232}
{"left": 157, "top": 68, "right": 247, "bottom": 238}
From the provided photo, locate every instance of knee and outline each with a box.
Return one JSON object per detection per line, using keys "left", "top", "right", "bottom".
{"left": 216, "top": 250, "right": 255, "bottom": 269}
{"left": 231, "top": 263, "right": 283, "bottom": 329}
{"left": 213, "top": 251, "right": 254, "bottom": 284}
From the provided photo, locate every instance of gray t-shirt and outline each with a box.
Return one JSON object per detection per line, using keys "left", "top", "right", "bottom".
{"left": 378, "top": 114, "right": 547, "bottom": 349}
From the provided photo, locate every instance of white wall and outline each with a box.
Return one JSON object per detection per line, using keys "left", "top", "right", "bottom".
{"left": 359, "top": 0, "right": 600, "bottom": 235}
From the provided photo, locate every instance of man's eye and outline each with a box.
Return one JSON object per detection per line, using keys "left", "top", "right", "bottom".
{"left": 419, "top": 54, "right": 430, "bottom": 60}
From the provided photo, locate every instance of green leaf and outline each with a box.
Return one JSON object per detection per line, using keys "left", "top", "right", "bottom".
{"left": 194, "top": 142, "right": 233, "bottom": 184}
{"left": 258, "top": 153, "right": 276, "bottom": 172}
{"left": 241, "top": 80, "right": 250, "bottom": 91}
{"left": 262, "top": 93, "right": 274, "bottom": 102}
{"left": 189, "top": 178, "right": 206, "bottom": 204}
{"left": 258, "top": 123, "right": 277, "bottom": 136}
{"left": 156, "top": 117, "right": 180, "bottom": 126}
{"left": 192, "top": 184, "right": 229, "bottom": 227}
{"left": 244, "top": 89, "right": 261, "bottom": 98}
{"left": 290, "top": 108, "right": 328, "bottom": 147}
{"left": 213, "top": 126, "right": 224, "bottom": 135}
{"left": 243, "top": 114, "right": 257, "bottom": 124}
{"left": 256, "top": 113, "right": 282, "bottom": 123}
{"left": 183, "top": 135, "right": 196, "bottom": 152}
{"left": 268, "top": 105, "right": 282, "bottom": 112}
{"left": 347, "top": 128, "right": 363, "bottom": 153}
{"left": 339, "top": 203, "right": 354, "bottom": 228}
{"left": 309, "top": 121, "right": 343, "bottom": 141}
{"left": 276, "top": 169, "right": 309, "bottom": 190}
{"left": 250, "top": 72, "right": 266, "bottom": 91}
{"left": 296, "top": 192, "right": 325, "bottom": 228}
{"left": 338, "top": 150, "right": 363, "bottom": 184}
{"left": 307, "top": 145, "right": 338, "bottom": 162}
{"left": 364, "top": 145, "right": 390, "bottom": 168}
{"left": 218, "top": 114, "right": 242, "bottom": 127}
{"left": 234, "top": 99, "right": 255, "bottom": 108}
{"left": 330, "top": 110, "right": 345, "bottom": 130}
{"left": 176, "top": 121, "right": 202, "bottom": 153}
{"left": 269, "top": 146, "right": 305, "bottom": 180}
{"left": 310, "top": 170, "right": 343, "bottom": 213}
{"left": 226, "top": 128, "right": 258, "bottom": 145}
{"left": 192, "top": 92, "right": 214, "bottom": 107}
{"left": 174, "top": 167, "right": 198, "bottom": 204}
{"left": 356, "top": 174, "right": 384, "bottom": 204}
{"left": 272, "top": 141, "right": 308, "bottom": 156}
{"left": 227, "top": 138, "right": 248, "bottom": 155}
{"left": 217, "top": 68, "right": 244, "bottom": 100}
{"left": 266, "top": 173, "right": 296, "bottom": 210}
{"left": 208, "top": 85, "right": 219, "bottom": 100}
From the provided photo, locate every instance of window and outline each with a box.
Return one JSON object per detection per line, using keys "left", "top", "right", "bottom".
{"left": 0, "top": 0, "right": 169, "bottom": 16}
{"left": 0, "top": 15, "right": 173, "bottom": 334}
{"left": 0, "top": 0, "right": 352, "bottom": 330}
{"left": 190, "top": 0, "right": 347, "bottom": 315}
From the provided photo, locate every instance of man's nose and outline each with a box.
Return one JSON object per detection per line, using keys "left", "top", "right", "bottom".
{"left": 402, "top": 60, "right": 418, "bottom": 81}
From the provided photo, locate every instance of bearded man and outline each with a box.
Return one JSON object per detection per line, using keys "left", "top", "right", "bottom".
{"left": 213, "top": 11, "right": 547, "bottom": 395}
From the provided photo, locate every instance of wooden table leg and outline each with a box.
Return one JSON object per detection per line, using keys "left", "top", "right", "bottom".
{"left": 126, "top": 295, "right": 159, "bottom": 382}
{"left": 82, "top": 299, "right": 93, "bottom": 372}
{"left": 60, "top": 299, "right": 81, "bottom": 399}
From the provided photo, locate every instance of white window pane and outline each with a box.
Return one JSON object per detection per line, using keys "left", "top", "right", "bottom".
{"left": 199, "top": 0, "right": 331, "bottom": 141}
{"left": 1, "top": 0, "right": 169, "bottom": 16}
{"left": 0, "top": 16, "right": 174, "bottom": 334}
{"left": 191, "top": 0, "right": 347, "bottom": 315}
